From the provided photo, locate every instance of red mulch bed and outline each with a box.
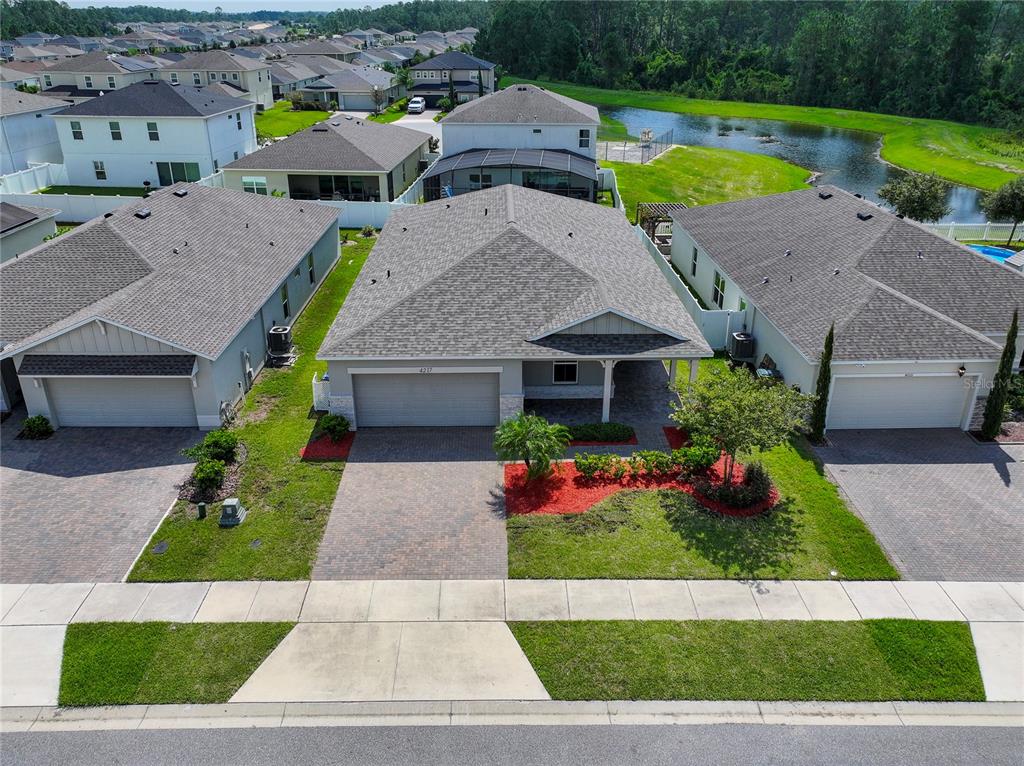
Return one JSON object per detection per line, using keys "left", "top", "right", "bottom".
{"left": 569, "top": 435, "right": 639, "bottom": 447}
{"left": 504, "top": 455, "right": 777, "bottom": 519}
{"left": 299, "top": 432, "right": 355, "bottom": 461}
{"left": 971, "top": 421, "right": 1024, "bottom": 445}
{"left": 663, "top": 426, "right": 689, "bottom": 450}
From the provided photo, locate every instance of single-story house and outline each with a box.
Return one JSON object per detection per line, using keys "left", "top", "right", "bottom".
{"left": 0, "top": 202, "right": 59, "bottom": 262}
{"left": 318, "top": 185, "right": 712, "bottom": 428}
{"left": 0, "top": 184, "right": 339, "bottom": 428}
{"left": 670, "top": 186, "right": 1024, "bottom": 431}
{"left": 299, "top": 66, "right": 400, "bottom": 110}
{"left": 223, "top": 115, "right": 430, "bottom": 202}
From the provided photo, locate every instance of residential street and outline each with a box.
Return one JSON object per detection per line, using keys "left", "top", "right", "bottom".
{"left": 3, "top": 724, "right": 1022, "bottom": 766}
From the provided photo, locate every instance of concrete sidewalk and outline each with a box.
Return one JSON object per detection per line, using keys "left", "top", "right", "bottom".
{"left": 3, "top": 579, "right": 1022, "bottom": 627}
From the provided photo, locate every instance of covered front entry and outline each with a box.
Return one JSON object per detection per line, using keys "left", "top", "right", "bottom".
{"left": 353, "top": 372, "right": 499, "bottom": 427}
{"left": 46, "top": 377, "right": 197, "bottom": 427}
{"left": 827, "top": 375, "right": 975, "bottom": 430}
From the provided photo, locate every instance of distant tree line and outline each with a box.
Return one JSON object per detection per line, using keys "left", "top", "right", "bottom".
{"left": 318, "top": 0, "right": 491, "bottom": 37}
{"left": 475, "top": 0, "right": 1024, "bottom": 131}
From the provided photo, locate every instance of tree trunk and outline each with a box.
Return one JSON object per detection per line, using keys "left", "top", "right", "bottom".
{"left": 1007, "top": 220, "right": 1019, "bottom": 247}
{"left": 723, "top": 452, "right": 735, "bottom": 485}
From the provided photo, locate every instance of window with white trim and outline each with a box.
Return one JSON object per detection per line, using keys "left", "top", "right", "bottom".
{"left": 236, "top": 112, "right": 242, "bottom": 130}
{"left": 107, "top": 75, "right": 115, "bottom": 89}
{"left": 553, "top": 361, "right": 578, "bottom": 385}
{"left": 232, "top": 72, "right": 239, "bottom": 81}
{"left": 578, "top": 129, "right": 590, "bottom": 148}
{"left": 70, "top": 120, "right": 83, "bottom": 140}
{"left": 147, "top": 121, "right": 159, "bottom": 141}
{"left": 109, "top": 121, "right": 121, "bottom": 140}
{"left": 280, "top": 283, "right": 291, "bottom": 318}
{"left": 83, "top": 75, "right": 92, "bottom": 88}
{"left": 43, "top": 74, "right": 52, "bottom": 87}
{"left": 209, "top": 72, "right": 216, "bottom": 81}
{"left": 307, "top": 252, "right": 315, "bottom": 284}
{"left": 170, "top": 72, "right": 179, "bottom": 84}
{"left": 712, "top": 271, "right": 726, "bottom": 309}
{"left": 193, "top": 72, "right": 201, "bottom": 85}
{"left": 92, "top": 160, "right": 106, "bottom": 180}
{"left": 241, "top": 176, "right": 268, "bottom": 195}
{"left": 690, "top": 246, "right": 698, "bottom": 276}
{"left": 738, "top": 297, "right": 747, "bottom": 312}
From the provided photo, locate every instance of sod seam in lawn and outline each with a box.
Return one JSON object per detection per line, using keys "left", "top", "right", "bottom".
{"left": 503, "top": 77, "right": 1024, "bottom": 191}
{"left": 128, "top": 233, "right": 373, "bottom": 582}
{"left": 510, "top": 620, "right": 984, "bottom": 702}
{"left": 59, "top": 622, "right": 293, "bottom": 706}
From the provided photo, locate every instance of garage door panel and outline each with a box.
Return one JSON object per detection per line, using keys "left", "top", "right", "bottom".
{"left": 354, "top": 373, "right": 499, "bottom": 427}
{"left": 828, "top": 375, "right": 970, "bottom": 430}
{"left": 47, "top": 378, "right": 196, "bottom": 427}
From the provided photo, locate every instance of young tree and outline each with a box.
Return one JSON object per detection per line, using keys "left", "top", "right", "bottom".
{"left": 672, "top": 368, "right": 813, "bottom": 485}
{"left": 981, "top": 177, "right": 1024, "bottom": 246}
{"left": 981, "top": 310, "right": 1019, "bottom": 439}
{"left": 809, "top": 324, "right": 835, "bottom": 443}
{"left": 447, "top": 76, "right": 457, "bottom": 109}
{"left": 477, "top": 67, "right": 484, "bottom": 97}
{"left": 370, "top": 86, "right": 386, "bottom": 115}
{"left": 394, "top": 66, "right": 413, "bottom": 94}
{"left": 493, "top": 412, "right": 571, "bottom": 481}
{"left": 878, "top": 172, "right": 952, "bottom": 222}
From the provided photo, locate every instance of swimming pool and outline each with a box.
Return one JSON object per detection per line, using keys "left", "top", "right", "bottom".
{"left": 967, "top": 244, "right": 1015, "bottom": 263}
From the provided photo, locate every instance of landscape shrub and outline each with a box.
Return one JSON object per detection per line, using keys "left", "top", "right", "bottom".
{"left": 636, "top": 449, "right": 675, "bottom": 476}
{"left": 567, "top": 422, "right": 635, "bottom": 442}
{"left": 20, "top": 415, "right": 53, "bottom": 440}
{"left": 494, "top": 412, "right": 571, "bottom": 481}
{"left": 574, "top": 452, "right": 612, "bottom": 480}
{"left": 319, "top": 413, "right": 351, "bottom": 441}
{"left": 672, "top": 435, "right": 720, "bottom": 475}
{"left": 694, "top": 461, "right": 773, "bottom": 508}
{"left": 360, "top": 225, "right": 375, "bottom": 238}
{"left": 183, "top": 430, "right": 239, "bottom": 463}
{"left": 192, "top": 458, "right": 226, "bottom": 493}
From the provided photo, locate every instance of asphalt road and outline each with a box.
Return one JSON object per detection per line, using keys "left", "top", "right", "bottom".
{"left": 3, "top": 724, "right": 1022, "bottom": 766}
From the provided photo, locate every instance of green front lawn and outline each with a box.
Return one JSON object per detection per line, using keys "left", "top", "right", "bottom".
{"left": 60, "top": 622, "right": 292, "bottom": 706}
{"left": 129, "top": 232, "right": 373, "bottom": 582}
{"left": 368, "top": 110, "right": 406, "bottom": 124}
{"left": 606, "top": 145, "right": 811, "bottom": 222}
{"left": 256, "top": 100, "right": 331, "bottom": 137}
{"left": 503, "top": 77, "right": 1024, "bottom": 191}
{"left": 511, "top": 620, "right": 984, "bottom": 701}
{"left": 37, "top": 185, "right": 147, "bottom": 196}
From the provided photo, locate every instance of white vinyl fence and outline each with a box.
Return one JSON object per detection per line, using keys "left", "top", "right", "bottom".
{"left": 0, "top": 191, "right": 131, "bottom": 222}
{"left": 0, "top": 162, "right": 67, "bottom": 194}
{"left": 633, "top": 225, "right": 738, "bottom": 349}
{"left": 311, "top": 372, "right": 331, "bottom": 411}
{"left": 923, "top": 222, "right": 1020, "bottom": 242}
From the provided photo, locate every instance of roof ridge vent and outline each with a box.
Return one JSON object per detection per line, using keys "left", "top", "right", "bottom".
{"left": 504, "top": 185, "right": 516, "bottom": 225}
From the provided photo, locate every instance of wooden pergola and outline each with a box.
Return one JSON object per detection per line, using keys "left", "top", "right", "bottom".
{"left": 636, "top": 202, "right": 690, "bottom": 239}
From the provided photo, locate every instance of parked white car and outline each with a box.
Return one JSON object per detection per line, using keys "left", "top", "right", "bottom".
{"left": 407, "top": 97, "right": 426, "bottom": 114}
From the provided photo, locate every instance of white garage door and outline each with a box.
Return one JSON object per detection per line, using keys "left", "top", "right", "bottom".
{"left": 354, "top": 372, "right": 499, "bottom": 427}
{"left": 47, "top": 378, "right": 197, "bottom": 427}
{"left": 828, "top": 375, "right": 971, "bottom": 430}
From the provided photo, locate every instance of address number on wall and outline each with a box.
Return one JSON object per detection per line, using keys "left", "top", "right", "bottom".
{"left": 418, "top": 367, "right": 433, "bottom": 374}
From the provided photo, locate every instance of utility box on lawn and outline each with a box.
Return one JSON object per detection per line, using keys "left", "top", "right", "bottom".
{"left": 219, "top": 498, "right": 247, "bottom": 528}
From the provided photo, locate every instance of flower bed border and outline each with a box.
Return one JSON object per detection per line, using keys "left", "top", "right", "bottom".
{"left": 299, "top": 432, "right": 355, "bottom": 461}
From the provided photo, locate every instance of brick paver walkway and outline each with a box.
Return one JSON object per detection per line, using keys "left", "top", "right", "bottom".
{"left": 312, "top": 428, "right": 507, "bottom": 580}
{"left": 816, "top": 429, "right": 1024, "bottom": 581}
{"left": 0, "top": 410, "right": 197, "bottom": 583}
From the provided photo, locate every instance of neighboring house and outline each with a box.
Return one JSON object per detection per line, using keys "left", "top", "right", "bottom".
{"left": 0, "top": 184, "right": 339, "bottom": 429}
{"left": 40, "top": 51, "right": 161, "bottom": 103}
{"left": 11, "top": 44, "right": 84, "bottom": 63}
{"left": 0, "top": 202, "right": 58, "bottom": 262}
{"left": 408, "top": 51, "right": 496, "bottom": 107}
{"left": 269, "top": 58, "right": 322, "bottom": 98}
{"left": 51, "top": 36, "right": 107, "bottom": 53}
{"left": 285, "top": 39, "right": 360, "bottom": 62}
{"left": 51, "top": 80, "right": 256, "bottom": 187}
{"left": 318, "top": 185, "right": 712, "bottom": 428}
{"left": 158, "top": 50, "right": 273, "bottom": 110}
{"left": 0, "top": 64, "right": 42, "bottom": 90}
{"left": 427, "top": 83, "right": 600, "bottom": 202}
{"left": 299, "top": 66, "right": 400, "bottom": 110}
{"left": 223, "top": 115, "right": 429, "bottom": 201}
{"left": 670, "top": 186, "right": 1024, "bottom": 431}
{"left": 0, "top": 90, "right": 65, "bottom": 174}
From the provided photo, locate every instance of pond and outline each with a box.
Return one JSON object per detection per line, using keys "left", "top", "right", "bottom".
{"left": 601, "top": 106, "right": 984, "bottom": 223}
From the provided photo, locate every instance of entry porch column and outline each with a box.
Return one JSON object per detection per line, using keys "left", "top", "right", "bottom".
{"left": 689, "top": 358, "right": 700, "bottom": 385}
{"left": 601, "top": 359, "right": 617, "bottom": 422}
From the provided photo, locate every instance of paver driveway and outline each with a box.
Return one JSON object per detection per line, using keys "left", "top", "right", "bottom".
{"left": 816, "top": 429, "right": 1024, "bottom": 580}
{"left": 313, "top": 428, "right": 506, "bottom": 579}
{"left": 0, "top": 410, "right": 197, "bottom": 583}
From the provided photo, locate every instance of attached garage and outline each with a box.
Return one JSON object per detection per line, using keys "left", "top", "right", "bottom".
{"left": 46, "top": 378, "right": 197, "bottom": 427}
{"left": 827, "top": 375, "right": 974, "bottom": 430}
{"left": 353, "top": 372, "right": 499, "bottom": 427}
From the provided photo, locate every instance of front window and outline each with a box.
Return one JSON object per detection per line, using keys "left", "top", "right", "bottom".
{"left": 70, "top": 120, "right": 83, "bottom": 140}
{"left": 578, "top": 129, "right": 590, "bottom": 148}
{"left": 553, "top": 361, "right": 578, "bottom": 385}
{"left": 92, "top": 160, "right": 106, "bottom": 180}
{"left": 690, "top": 246, "right": 698, "bottom": 277}
{"left": 209, "top": 72, "right": 216, "bottom": 81}
{"left": 232, "top": 72, "right": 239, "bottom": 81}
{"left": 156, "top": 161, "right": 201, "bottom": 186}
{"left": 280, "top": 283, "right": 290, "bottom": 319}
{"left": 107, "top": 76, "right": 115, "bottom": 89}
{"left": 193, "top": 72, "right": 201, "bottom": 85}
{"left": 738, "top": 298, "right": 747, "bottom": 312}
{"left": 109, "top": 121, "right": 121, "bottom": 141}
{"left": 242, "top": 176, "right": 267, "bottom": 195}
{"left": 83, "top": 75, "right": 92, "bottom": 88}
{"left": 147, "top": 121, "right": 159, "bottom": 141}
{"left": 44, "top": 74, "right": 52, "bottom": 87}
{"left": 236, "top": 112, "right": 242, "bottom": 130}
{"left": 170, "top": 72, "right": 179, "bottom": 84}
{"left": 712, "top": 271, "right": 726, "bottom": 309}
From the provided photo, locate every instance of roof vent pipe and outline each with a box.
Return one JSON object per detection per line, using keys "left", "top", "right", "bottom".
{"left": 784, "top": 249, "right": 791, "bottom": 257}
{"left": 762, "top": 277, "right": 770, "bottom": 284}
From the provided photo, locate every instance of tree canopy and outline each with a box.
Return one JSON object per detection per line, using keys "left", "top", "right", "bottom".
{"left": 878, "top": 173, "right": 952, "bottom": 222}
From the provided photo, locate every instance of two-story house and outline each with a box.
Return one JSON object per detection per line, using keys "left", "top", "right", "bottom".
{"left": 158, "top": 50, "right": 273, "bottom": 111}
{"left": 50, "top": 80, "right": 256, "bottom": 188}
{"left": 40, "top": 51, "right": 161, "bottom": 103}
{"left": 0, "top": 90, "right": 66, "bottom": 174}
{"left": 425, "top": 84, "right": 600, "bottom": 202}
{"left": 408, "top": 51, "right": 496, "bottom": 107}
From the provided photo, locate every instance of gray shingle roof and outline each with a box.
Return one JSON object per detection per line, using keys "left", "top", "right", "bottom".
{"left": 670, "top": 186, "right": 1023, "bottom": 362}
{"left": 53, "top": 80, "right": 250, "bottom": 117}
{"left": 443, "top": 84, "right": 598, "bottom": 125}
{"left": 301, "top": 66, "right": 394, "bottom": 94}
{"left": 0, "top": 202, "right": 58, "bottom": 235}
{"left": 226, "top": 116, "right": 427, "bottom": 173}
{"left": 42, "top": 51, "right": 159, "bottom": 74}
{"left": 19, "top": 354, "right": 196, "bottom": 376}
{"left": 0, "top": 89, "right": 68, "bottom": 117}
{"left": 1, "top": 184, "right": 338, "bottom": 360}
{"left": 160, "top": 49, "right": 269, "bottom": 72}
{"left": 410, "top": 51, "right": 494, "bottom": 71}
{"left": 319, "top": 185, "right": 712, "bottom": 360}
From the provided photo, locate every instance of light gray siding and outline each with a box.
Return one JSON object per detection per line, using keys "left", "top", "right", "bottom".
{"left": 522, "top": 360, "right": 603, "bottom": 386}
{"left": 558, "top": 313, "right": 660, "bottom": 335}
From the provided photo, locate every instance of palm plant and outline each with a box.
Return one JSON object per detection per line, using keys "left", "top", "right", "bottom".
{"left": 493, "top": 412, "right": 571, "bottom": 481}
